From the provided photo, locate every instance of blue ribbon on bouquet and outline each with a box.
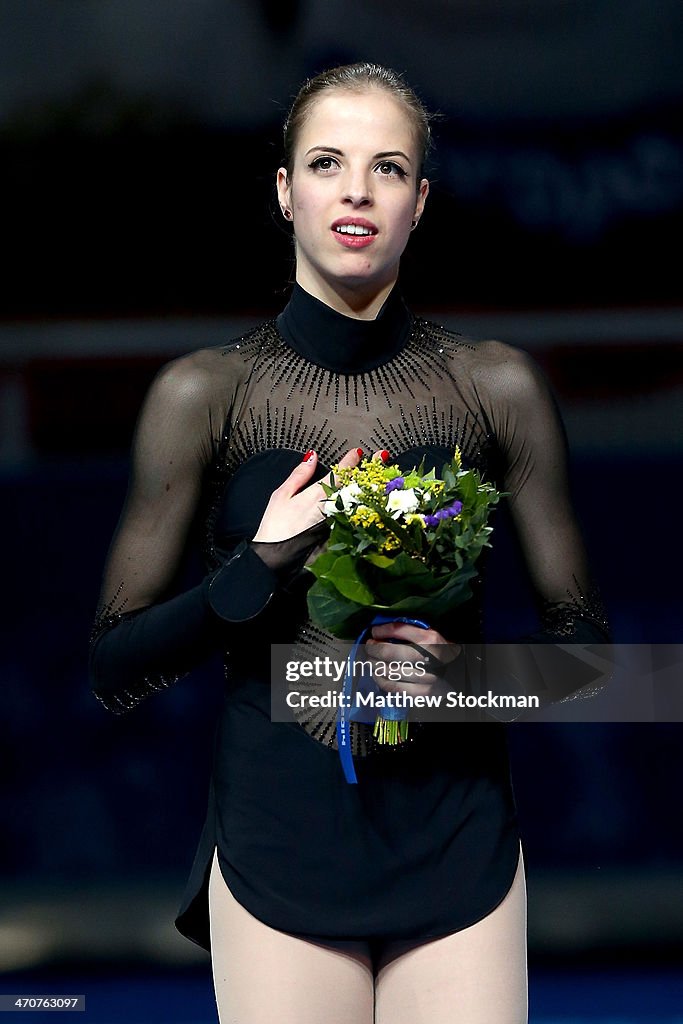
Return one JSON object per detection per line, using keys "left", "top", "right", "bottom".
{"left": 336, "top": 614, "right": 430, "bottom": 784}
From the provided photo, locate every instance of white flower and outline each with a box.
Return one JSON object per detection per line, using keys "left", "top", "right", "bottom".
{"left": 385, "top": 487, "right": 419, "bottom": 519}
{"left": 322, "top": 481, "right": 362, "bottom": 516}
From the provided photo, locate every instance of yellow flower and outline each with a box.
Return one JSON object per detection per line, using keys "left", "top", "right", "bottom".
{"left": 405, "top": 513, "right": 426, "bottom": 529}
{"left": 349, "top": 505, "right": 383, "bottom": 528}
{"left": 428, "top": 480, "right": 445, "bottom": 495}
{"left": 358, "top": 460, "right": 392, "bottom": 490}
{"left": 379, "top": 533, "right": 401, "bottom": 553}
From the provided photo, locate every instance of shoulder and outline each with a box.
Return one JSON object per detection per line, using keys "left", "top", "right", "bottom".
{"left": 147, "top": 319, "right": 276, "bottom": 414}
{"left": 415, "top": 317, "right": 559, "bottom": 434}
{"left": 428, "top": 319, "right": 549, "bottom": 397}
{"left": 470, "top": 339, "right": 546, "bottom": 396}
{"left": 473, "top": 342, "right": 557, "bottom": 427}
{"left": 139, "top": 350, "right": 221, "bottom": 431}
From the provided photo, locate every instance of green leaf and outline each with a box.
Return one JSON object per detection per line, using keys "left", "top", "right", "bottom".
{"left": 364, "top": 552, "right": 396, "bottom": 568}
{"left": 456, "top": 472, "right": 477, "bottom": 504}
{"left": 323, "top": 554, "right": 375, "bottom": 605}
{"left": 371, "top": 567, "right": 478, "bottom": 618}
{"left": 306, "top": 577, "right": 367, "bottom": 637}
{"left": 305, "top": 550, "right": 338, "bottom": 580}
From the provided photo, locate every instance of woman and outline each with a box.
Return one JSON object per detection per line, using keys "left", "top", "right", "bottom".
{"left": 90, "top": 63, "right": 608, "bottom": 1023}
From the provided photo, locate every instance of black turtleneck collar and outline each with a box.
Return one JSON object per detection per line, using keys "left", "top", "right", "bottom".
{"left": 276, "top": 283, "right": 413, "bottom": 375}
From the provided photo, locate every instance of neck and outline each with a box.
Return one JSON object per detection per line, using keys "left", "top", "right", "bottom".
{"left": 294, "top": 267, "right": 398, "bottom": 320}
{"left": 276, "top": 280, "right": 412, "bottom": 375}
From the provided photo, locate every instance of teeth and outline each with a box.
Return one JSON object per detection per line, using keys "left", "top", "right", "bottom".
{"left": 336, "top": 224, "right": 372, "bottom": 235}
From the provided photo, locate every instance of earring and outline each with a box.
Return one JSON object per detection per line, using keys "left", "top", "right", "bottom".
{"left": 411, "top": 219, "right": 418, "bottom": 230}
{"left": 282, "top": 208, "right": 292, "bottom": 220}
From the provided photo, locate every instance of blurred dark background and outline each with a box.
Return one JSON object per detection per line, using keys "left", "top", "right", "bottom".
{"left": 1, "top": 2, "right": 682, "bottom": 1020}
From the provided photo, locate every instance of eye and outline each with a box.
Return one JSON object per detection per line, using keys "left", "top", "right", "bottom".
{"left": 308, "top": 155, "right": 340, "bottom": 172}
{"left": 375, "top": 161, "right": 408, "bottom": 179}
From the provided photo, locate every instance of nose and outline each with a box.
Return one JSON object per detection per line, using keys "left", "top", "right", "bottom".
{"left": 341, "top": 168, "right": 373, "bottom": 208}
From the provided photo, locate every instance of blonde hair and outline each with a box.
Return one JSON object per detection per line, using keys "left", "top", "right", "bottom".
{"left": 282, "top": 63, "right": 434, "bottom": 182}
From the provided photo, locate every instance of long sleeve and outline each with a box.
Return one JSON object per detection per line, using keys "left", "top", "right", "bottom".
{"left": 88, "top": 349, "right": 325, "bottom": 714}
{"left": 491, "top": 344, "right": 608, "bottom": 643}
{"left": 468, "top": 342, "right": 610, "bottom": 713}
{"left": 89, "top": 547, "right": 281, "bottom": 714}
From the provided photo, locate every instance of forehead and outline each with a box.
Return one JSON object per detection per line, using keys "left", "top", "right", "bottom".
{"left": 296, "top": 88, "right": 418, "bottom": 156}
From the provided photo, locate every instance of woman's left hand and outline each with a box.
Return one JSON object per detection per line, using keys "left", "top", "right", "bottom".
{"left": 365, "top": 621, "right": 461, "bottom": 697}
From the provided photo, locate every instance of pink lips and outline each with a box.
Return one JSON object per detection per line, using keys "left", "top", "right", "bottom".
{"left": 331, "top": 217, "right": 378, "bottom": 249}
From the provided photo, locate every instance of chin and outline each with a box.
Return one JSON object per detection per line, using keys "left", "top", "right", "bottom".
{"left": 329, "top": 259, "right": 395, "bottom": 289}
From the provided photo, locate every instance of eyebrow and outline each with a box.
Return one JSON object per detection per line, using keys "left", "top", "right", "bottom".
{"left": 305, "top": 145, "right": 412, "bottom": 164}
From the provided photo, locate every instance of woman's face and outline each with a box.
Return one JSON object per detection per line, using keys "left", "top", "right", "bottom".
{"left": 277, "top": 88, "right": 429, "bottom": 307}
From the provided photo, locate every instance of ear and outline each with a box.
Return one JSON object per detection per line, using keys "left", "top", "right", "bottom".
{"left": 276, "top": 167, "right": 291, "bottom": 213}
{"left": 414, "top": 177, "right": 429, "bottom": 222}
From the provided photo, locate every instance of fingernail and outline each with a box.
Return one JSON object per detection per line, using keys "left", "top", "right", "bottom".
{"left": 356, "top": 448, "right": 363, "bottom": 458}
{"left": 302, "top": 449, "right": 314, "bottom": 462}
{"left": 380, "top": 450, "right": 390, "bottom": 462}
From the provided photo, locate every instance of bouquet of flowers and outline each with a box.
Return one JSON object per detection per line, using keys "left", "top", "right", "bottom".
{"left": 306, "top": 449, "right": 503, "bottom": 756}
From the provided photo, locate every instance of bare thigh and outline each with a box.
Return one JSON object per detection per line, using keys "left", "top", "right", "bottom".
{"left": 208, "top": 848, "right": 374, "bottom": 1024}
{"left": 374, "top": 845, "right": 527, "bottom": 1024}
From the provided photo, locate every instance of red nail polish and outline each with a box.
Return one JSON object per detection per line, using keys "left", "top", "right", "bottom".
{"left": 380, "top": 450, "right": 390, "bottom": 462}
{"left": 302, "top": 449, "right": 314, "bottom": 462}
{"left": 356, "top": 448, "right": 363, "bottom": 458}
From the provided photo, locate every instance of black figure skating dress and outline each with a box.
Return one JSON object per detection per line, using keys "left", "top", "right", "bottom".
{"left": 89, "top": 284, "right": 608, "bottom": 950}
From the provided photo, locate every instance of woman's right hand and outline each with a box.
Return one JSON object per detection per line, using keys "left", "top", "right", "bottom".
{"left": 253, "top": 447, "right": 366, "bottom": 543}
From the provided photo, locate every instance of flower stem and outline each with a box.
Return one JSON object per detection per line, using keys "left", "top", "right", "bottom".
{"left": 373, "top": 715, "right": 409, "bottom": 745}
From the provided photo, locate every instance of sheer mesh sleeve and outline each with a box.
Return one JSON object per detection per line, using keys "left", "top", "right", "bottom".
{"left": 88, "top": 350, "right": 316, "bottom": 714}
{"left": 467, "top": 342, "right": 610, "bottom": 713}
{"left": 481, "top": 342, "right": 609, "bottom": 642}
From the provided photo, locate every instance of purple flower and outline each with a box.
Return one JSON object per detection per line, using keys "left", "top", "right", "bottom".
{"left": 422, "top": 500, "right": 463, "bottom": 528}
{"left": 385, "top": 476, "right": 405, "bottom": 493}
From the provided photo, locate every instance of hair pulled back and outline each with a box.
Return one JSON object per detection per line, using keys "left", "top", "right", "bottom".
{"left": 282, "top": 63, "right": 433, "bottom": 180}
